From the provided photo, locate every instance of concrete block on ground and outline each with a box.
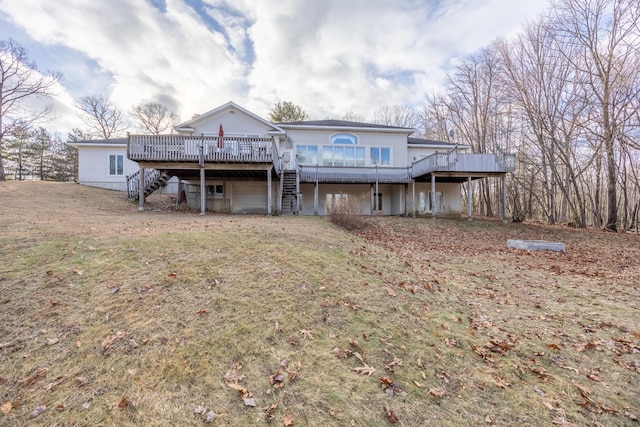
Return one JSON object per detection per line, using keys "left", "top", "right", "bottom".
{"left": 507, "top": 239, "right": 566, "bottom": 253}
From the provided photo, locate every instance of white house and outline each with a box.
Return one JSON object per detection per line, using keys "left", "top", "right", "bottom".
{"left": 67, "top": 138, "right": 178, "bottom": 193}
{"left": 76, "top": 101, "right": 515, "bottom": 218}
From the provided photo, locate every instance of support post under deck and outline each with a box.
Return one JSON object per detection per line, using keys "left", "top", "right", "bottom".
{"left": 467, "top": 177, "right": 473, "bottom": 221}
{"left": 138, "top": 167, "right": 145, "bottom": 211}
{"left": 431, "top": 174, "right": 436, "bottom": 219}
{"left": 502, "top": 175, "right": 507, "bottom": 223}
{"left": 267, "top": 169, "right": 272, "bottom": 216}
{"left": 200, "top": 168, "right": 206, "bottom": 215}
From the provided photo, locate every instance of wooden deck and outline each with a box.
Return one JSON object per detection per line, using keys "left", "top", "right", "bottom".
{"left": 412, "top": 150, "right": 516, "bottom": 177}
{"left": 128, "top": 135, "right": 275, "bottom": 163}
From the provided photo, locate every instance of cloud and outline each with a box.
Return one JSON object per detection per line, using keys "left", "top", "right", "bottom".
{"left": 0, "top": 0, "right": 551, "bottom": 133}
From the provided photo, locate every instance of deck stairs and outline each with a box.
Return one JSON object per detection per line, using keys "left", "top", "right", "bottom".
{"left": 127, "top": 169, "right": 172, "bottom": 200}
{"left": 281, "top": 170, "right": 299, "bottom": 215}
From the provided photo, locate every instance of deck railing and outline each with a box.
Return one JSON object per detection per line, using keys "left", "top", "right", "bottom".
{"left": 126, "top": 168, "right": 161, "bottom": 199}
{"left": 128, "top": 134, "right": 275, "bottom": 163}
{"left": 411, "top": 148, "right": 516, "bottom": 178}
{"left": 299, "top": 165, "right": 411, "bottom": 183}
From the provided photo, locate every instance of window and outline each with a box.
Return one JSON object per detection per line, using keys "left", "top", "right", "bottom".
{"left": 296, "top": 145, "right": 318, "bottom": 164}
{"left": 419, "top": 191, "right": 444, "bottom": 213}
{"left": 208, "top": 184, "right": 224, "bottom": 199}
{"left": 322, "top": 146, "right": 365, "bottom": 166}
{"left": 370, "top": 147, "right": 391, "bottom": 165}
{"left": 373, "top": 192, "right": 383, "bottom": 211}
{"left": 331, "top": 133, "right": 357, "bottom": 145}
{"left": 109, "top": 154, "right": 124, "bottom": 176}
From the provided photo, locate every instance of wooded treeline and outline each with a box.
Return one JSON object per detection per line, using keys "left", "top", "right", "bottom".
{"left": 418, "top": 0, "right": 640, "bottom": 231}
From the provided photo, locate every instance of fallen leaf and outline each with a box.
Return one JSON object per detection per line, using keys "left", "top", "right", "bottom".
{"left": 168, "top": 272, "right": 177, "bottom": 278}
{"left": 76, "top": 339, "right": 82, "bottom": 348}
{"left": 270, "top": 370, "right": 285, "bottom": 388}
{"left": 299, "top": 329, "right": 313, "bottom": 340}
{"left": 428, "top": 387, "right": 446, "bottom": 397}
{"left": 205, "top": 410, "right": 216, "bottom": 422}
{"left": 76, "top": 376, "right": 90, "bottom": 387}
{"left": 0, "top": 401, "right": 12, "bottom": 414}
{"left": 197, "top": 310, "right": 208, "bottom": 315}
{"left": 284, "top": 413, "right": 294, "bottom": 426}
{"left": 352, "top": 364, "right": 376, "bottom": 376}
{"left": 30, "top": 404, "right": 46, "bottom": 418}
{"left": 118, "top": 397, "right": 131, "bottom": 409}
{"left": 382, "top": 405, "right": 398, "bottom": 424}
{"left": 333, "top": 348, "right": 348, "bottom": 359}
{"left": 223, "top": 370, "right": 246, "bottom": 383}
{"left": 56, "top": 403, "right": 66, "bottom": 411}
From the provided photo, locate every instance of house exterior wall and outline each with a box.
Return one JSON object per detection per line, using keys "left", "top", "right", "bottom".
{"left": 77, "top": 145, "right": 137, "bottom": 191}
{"left": 285, "top": 129, "right": 410, "bottom": 168}
{"left": 298, "top": 181, "right": 462, "bottom": 217}
{"left": 183, "top": 110, "right": 274, "bottom": 137}
{"left": 183, "top": 179, "right": 277, "bottom": 214}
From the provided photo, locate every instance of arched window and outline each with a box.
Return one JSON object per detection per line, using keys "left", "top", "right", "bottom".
{"left": 324, "top": 133, "right": 364, "bottom": 166}
{"left": 331, "top": 133, "right": 358, "bottom": 145}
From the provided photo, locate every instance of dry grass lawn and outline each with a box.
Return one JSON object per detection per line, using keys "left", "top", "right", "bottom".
{"left": 0, "top": 181, "right": 639, "bottom": 426}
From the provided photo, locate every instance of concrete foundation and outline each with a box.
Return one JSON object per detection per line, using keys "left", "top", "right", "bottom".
{"left": 507, "top": 239, "right": 566, "bottom": 253}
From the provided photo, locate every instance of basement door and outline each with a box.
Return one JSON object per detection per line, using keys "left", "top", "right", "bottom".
{"left": 232, "top": 182, "right": 268, "bottom": 214}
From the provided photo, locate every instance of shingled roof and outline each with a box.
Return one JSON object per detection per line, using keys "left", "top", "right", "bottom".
{"left": 70, "top": 138, "right": 128, "bottom": 145}
{"left": 275, "top": 119, "right": 413, "bottom": 131}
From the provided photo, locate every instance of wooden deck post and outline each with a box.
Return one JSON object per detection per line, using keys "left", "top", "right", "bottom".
{"left": 467, "top": 177, "right": 473, "bottom": 221}
{"left": 200, "top": 168, "right": 206, "bottom": 215}
{"left": 404, "top": 184, "right": 408, "bottom": 217}
{"left": 138, "top": 167, "right": 145, "bottom": 211}
{"left": 314, "top": 173, "right": 319, "bottom": 216}
{"left": 370, "top": 184, "right": 373, "bottom": 218}
{"left": 431, "top": 174, "right": 436, "bottom": 219}
{"left": 412, "top": 181, "right": 416, "bottom": 218}
{"left": 502, "top": 175, "right": 507, "bottom": 223}
{"left": 267, "top": 169, "right": 272, "bottom": 216}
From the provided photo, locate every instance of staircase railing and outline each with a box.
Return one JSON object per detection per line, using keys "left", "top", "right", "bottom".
{"left": 126, "top": 168, "right": 162, "bottom": 199}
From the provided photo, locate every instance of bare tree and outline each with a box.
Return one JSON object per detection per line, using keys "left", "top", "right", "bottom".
{"left": 372, "top": 105, "right": 420, "bottom": 129}
{"left": 419, "top": 94, "right": 454, "bottom": 141}
{"left": 551, "top": 0, "right": 640, "bottom": 231}
{"left": 131, "top": 102, "right": 179, "bottom": 134}
{"left": 0, "top": 38, "right": 60, "bottom": 181}
{"left": 446, "top": 47, "right": 508, "bottom": 216}
{"left": 342, "top": 111, "right": 365, "bottom": 122}
{"left": 77, "top": 95, "right": 126, "bottom": 139}
{"left": 497, "top": 19, "right": 592, "bottom": 227}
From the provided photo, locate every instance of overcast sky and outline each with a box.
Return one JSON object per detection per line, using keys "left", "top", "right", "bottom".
{"left": 0, "top": 0, "right": 551, "bottom": 135}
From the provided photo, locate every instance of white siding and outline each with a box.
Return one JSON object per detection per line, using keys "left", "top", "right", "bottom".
{"left": 231, "top": 182, "right": 268, "bottom": 214}
{"left": 186, "top": 110, "right": 274, "bottom": 137}
{"left": 77, "top": 145, "right": 137, "bottom": 191}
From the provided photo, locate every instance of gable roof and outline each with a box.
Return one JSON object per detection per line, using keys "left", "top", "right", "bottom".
{"left": 66, "top": 138, "right": 127, "bottom": 148}
{"left": 276, "top": 119, "right": 415, "bottom": 133}
{"left": 175, "top": 101, "right": 286, "bottom": 135}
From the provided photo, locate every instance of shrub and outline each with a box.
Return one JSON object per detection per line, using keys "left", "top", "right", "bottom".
{"left": 327, "top": 192, "right": 370, "bottom": 231}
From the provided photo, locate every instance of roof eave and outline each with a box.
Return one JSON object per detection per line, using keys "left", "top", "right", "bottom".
{"left": 278, "top": 124, "right": 415, "bottom": 134}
